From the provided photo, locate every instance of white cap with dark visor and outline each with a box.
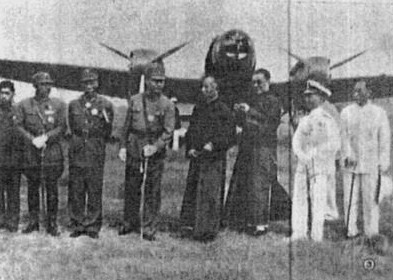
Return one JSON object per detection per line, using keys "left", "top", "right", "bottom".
{"left": 304, "top": 79, "right": 332, "bottom": 97}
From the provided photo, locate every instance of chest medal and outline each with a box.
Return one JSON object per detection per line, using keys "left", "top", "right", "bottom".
{"left": 147, "top": 114, "right": 155, "bottom": 122}
{"left": 91, "top": 108, "right": 98, "bottom": 116}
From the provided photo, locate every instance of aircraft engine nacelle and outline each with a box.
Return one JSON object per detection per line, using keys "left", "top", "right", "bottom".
{"left": 205, "top": 29, "right": 256, "bottom": 107}
{"left": 289, "top": 56, "right": 331, "bottom": 84}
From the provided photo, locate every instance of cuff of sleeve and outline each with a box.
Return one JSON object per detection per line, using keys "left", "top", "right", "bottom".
{"left": 155, "top": 138, "right": 167, "bottom": 151}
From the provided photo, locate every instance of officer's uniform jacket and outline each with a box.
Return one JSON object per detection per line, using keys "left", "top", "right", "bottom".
{"left": 340, "top": 101, "right": 390, "bottom": 174}
{"left": 293, "top": 106, "right": 340, "bottom": 176}
{"left": 0, "top": 105, "right": 22, "bottom": 168}
{"left": 120, "top": 92, "right": 175, "bottom": 160}
{"left": 68, "top": 93, "right": 114, "bottom": 167}
{"left": 15, "top": 97, "right": 66, "bottom": 167}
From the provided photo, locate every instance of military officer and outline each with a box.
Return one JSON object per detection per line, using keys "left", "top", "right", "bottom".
{"left": 68, "top": 69, "right": 114, "bottom": 239}
{"left": 0, "top": 81, "right": 22, "bottom": 232}
{"left": 118, "top": 62, "right": 175, "bottom": 241}
{"left": 341, "top": 81, "right": 390, "bottom": 239}
{"left": 291, "top": 80, "right": 340, "bottom": 242}
{"left": 15, "top": 72, "right": 67, "bottom": 236}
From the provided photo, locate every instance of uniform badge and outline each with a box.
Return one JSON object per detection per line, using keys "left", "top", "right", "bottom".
{"left": 147, "top": 115, "right": 154, "bottom": 122}
{"left": 85, "top": 102, "right": 92, "bottom": 109}
{"left": 91, "top": 108, "right": 98, "bottom": 115}
{"left": 47, "top": 116, "right": 54, "bottom": 123}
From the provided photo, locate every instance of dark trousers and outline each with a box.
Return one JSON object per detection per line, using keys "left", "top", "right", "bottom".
{"left": 69, "top": 165, "right": 104, "bottom": 233}
{"left": 24, "top": 165, "right": 64, "bottom": 226}
{"left": 123, "top": 158, "right": 164, "bottom": 236}
{"left": 180, "top": 158, "right": 223, "bottom": 238}
{"left": 0, "top": 167, "right": 21, "bottom": 230}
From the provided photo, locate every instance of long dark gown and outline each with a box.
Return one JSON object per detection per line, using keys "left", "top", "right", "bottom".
{"left": 180, "top": 99, "right": 234, "bottom": 239}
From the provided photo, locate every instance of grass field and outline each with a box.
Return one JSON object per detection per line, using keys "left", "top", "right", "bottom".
{"left": 1, "top": 97, "right": 393, "bottom": 280}
{"left": 0, "top": 142, "right": 392, "bottom": 280}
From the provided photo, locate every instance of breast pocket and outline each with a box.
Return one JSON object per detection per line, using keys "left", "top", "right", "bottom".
{"left": 70, "top": 112, "right": 85, "bottom": 130}
{"left": 24, "top": 109, "right": 42, "bottom": 132}
{"left": 154, "top": 111, "right": 164, "bottom": 126}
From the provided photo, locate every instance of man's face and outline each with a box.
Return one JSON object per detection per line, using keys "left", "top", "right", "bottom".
{"left": 146, "top": 76, "right": 165, "bottom": 95}
{"left": 252, "top": 73, "right": 270, "bottom": 95}
{"left": 353, "top": 84, "right": 369, "bottom": 106}
{"left": 82, "top": 79, "right": 99, "bottom": 94}
{"left": 201, "top": 77, "right": 218, "bottom": 101}
{"left": 0, "top": 87, "right": 14, "bottom": 105}
{"left": 35, "top": 82, "right": 52, "bottom": 99}
{"left": 304, "top": 91, "right": 322, "bottom": 111}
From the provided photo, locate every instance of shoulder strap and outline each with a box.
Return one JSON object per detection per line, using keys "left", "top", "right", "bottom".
{"left": 142, "top": 94, "right": 153, "bottom": 144}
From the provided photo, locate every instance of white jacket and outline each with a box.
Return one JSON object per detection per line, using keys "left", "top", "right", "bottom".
{"left": 293, "top": 107, "right": 341, "bottom": 176}
{"left": 340, "top": 101, "right": 390, "bottom": 174}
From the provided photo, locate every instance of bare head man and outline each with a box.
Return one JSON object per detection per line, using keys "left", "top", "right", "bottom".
{"left": 252, "top": 68, "right": 271, "bottom": 95}
{"left": 353, "top": 80, "right": 370, "bottom": 107}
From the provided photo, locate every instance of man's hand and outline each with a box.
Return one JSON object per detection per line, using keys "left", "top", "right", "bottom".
{"left": 344, "top": 157, "right": 357, "bottom": 168}
{"left": 143, "top": 144, "right": 158, "bottom": 158}
{"left": 379, "top": 163, "right": 389, "bottom": 173}
{"left": 32, "top": 134, "right": 48, "bottom": 149}
{"left": 118, "top": 148, "right": 127, "bottom": 162}
{"left": 235, "top": 103, "right": 250, "bottom": 112}
{"left": 188, "top": 149, "right": 198, "bottom": 158}
{"left": 203, "top": 142, "right": 213, "bottom": 152}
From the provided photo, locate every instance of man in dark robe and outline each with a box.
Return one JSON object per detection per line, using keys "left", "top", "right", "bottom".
{"left": 225, "top": 68, "right": 282, "bottom": 236}
{"left": 179, "top": 76, "right": 233, "bottom": 242}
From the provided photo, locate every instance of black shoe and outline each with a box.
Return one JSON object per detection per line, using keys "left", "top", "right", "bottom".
{"left": 118, "top": 225, "right": 138, "bottom": 236}
{"left": 246, "top": 226, "right": 268, "bottom": 237}
{"left": 22, "top": 223, "right": 39, "bottom": 234}
{"left": 193, "top": 233, "right": 216, "bottom": 243}
{"left": 47, "top": 226, "right": 60, "bottom": 237}
{"left": 70, "top": 230, "right": 84, "bottom": 238}
{"left": 86, "top": 231, "right": 99, "bottom": 239}
{"left": 142, "top": 233, "right": 156, "bottom": 241}
{"left": 4, "top": 224, "right": 18, "bottom": 233}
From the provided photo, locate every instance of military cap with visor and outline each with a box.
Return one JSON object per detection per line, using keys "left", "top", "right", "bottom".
{"left": 32, "top": 71, "right": 54, "bottom": 85}
{"left": 145, "top": 62, "right": 165, "bottom": 79}
{"left": 80, "top": 69, "right": 99, "bottom": 82}
{"left": 304, "top": 79, "right": 332, "bottom": 97}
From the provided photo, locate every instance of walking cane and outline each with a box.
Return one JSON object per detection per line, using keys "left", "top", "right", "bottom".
{"left": 40, "top": 145, "right": 47, "bottom": 227}
{"left": 305, "top": 163, "right": 312, "bottom": 236}
{"left": 140, "top": 157, "right": 149, "bottom": 240}
{"left": 346, "top": 172, "right": 356, "bottom": 237}
{"left": 375, "top": 167, "right": 382, "bottom": 204}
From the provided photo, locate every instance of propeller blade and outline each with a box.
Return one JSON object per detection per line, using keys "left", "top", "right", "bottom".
{"left": 330, "top": 49, "right": 368, "bottom": 70}
{"left": 279, "top": 47, "right": 307, "bottom": 64}
{"left": 99, "top": 42, "right": 131, "bottom": 61}
{"left": 151, "top": 41, "right": 190, "bottom": 63}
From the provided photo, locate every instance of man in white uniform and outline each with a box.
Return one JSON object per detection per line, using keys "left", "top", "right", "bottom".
{"left": 341, "top": 81, "right": 390, "bottom": 238}
{"left": 321, "top": 100, "right": 341, "bottom": 221}
{"left": 291, "top": 80, "right": 340, "bottom": 242}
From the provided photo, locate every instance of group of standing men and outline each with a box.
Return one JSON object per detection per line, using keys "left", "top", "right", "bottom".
{"left": 291, "top": 79, "right": 391, "bottom": 242}
{"left": 179, "top": 69, "right": 282, "bottom": 241}
{"left": 0, "top": 60, "right": 390, "bottom": 244}
{"left": 0, "top": 70, "right": 114, "bottom": 238}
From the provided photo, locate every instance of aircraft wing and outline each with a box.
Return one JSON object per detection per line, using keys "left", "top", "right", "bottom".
{"left": 0, "top": 59, "right": 201, "bottom": 103}
{"left": 272, "top": 74, "right": 393, "bottom": 110}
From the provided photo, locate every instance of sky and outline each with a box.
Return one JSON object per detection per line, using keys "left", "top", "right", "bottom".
{"left": 0, "top": 0, "right": 393, "bottom": 86}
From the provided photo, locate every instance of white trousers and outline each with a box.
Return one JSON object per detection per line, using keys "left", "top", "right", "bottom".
{"left": 325, "top": 171, "right": 339, "bottom": 220}
{"left": 343, "top": 172, "right": 379, "bottom": 237}
{"left": 292, "top": 170, "right": 327, "bottom": 242}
